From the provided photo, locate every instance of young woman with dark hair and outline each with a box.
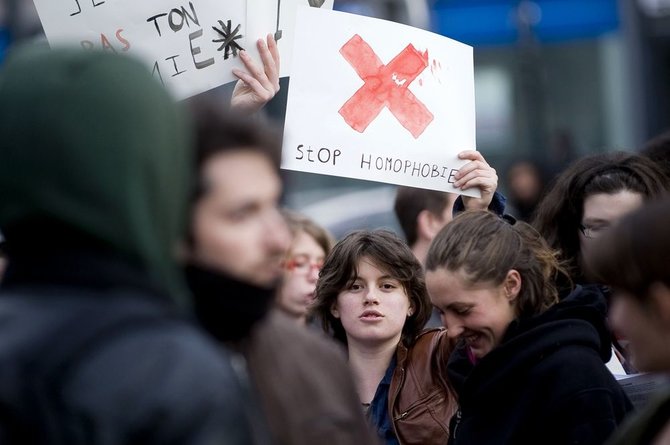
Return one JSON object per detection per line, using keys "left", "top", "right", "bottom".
{"left": 313, "top": 229, "right": 457, "bottom": 445}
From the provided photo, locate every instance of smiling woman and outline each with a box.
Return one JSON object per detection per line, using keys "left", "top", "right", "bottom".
{"left": 425, "top": 210, "right": 633, "bottom": 445}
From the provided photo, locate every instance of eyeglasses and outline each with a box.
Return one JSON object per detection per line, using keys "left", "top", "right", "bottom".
{"left": 283, "top": 255, "right": 324, "bottom": 274}
{"left": 578, "top": 223, "right": 610, "bottom": 239}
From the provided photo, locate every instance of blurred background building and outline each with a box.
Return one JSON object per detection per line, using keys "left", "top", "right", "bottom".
{"left": 3, "top": 0, "right": 669, "bottom": 236}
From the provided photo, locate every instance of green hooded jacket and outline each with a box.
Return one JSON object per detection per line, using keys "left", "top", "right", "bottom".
{"left": 0, "top": 45, "right": 191, "bottom": 303}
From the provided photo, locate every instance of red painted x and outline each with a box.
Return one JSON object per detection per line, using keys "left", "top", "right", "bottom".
{"left": 338, "top": 34, "right": 434, "bottom": 139}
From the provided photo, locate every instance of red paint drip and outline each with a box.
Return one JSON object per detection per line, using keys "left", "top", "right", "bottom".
{"left": 338, "top": 34, "right": 434, "bottom": 139}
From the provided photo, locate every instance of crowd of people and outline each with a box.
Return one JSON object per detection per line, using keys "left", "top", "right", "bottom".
{"left": 0, "top": 35, "right": 669, "bottom": 445}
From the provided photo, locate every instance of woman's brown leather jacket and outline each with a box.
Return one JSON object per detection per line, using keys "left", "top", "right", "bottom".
{"left": 389, "top": 328, "right": 458, "bottom": 445}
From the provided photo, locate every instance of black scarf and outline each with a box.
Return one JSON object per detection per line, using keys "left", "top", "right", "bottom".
{"left": 184, "top": 264, "right": 275, "bottom": 342}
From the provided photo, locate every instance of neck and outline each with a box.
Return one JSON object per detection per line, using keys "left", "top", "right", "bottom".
{"left": 411, "top": 241, "right": 429, "bottom": 267}
{"left": 347, "top": 337, "right": 399, "bottom": 404}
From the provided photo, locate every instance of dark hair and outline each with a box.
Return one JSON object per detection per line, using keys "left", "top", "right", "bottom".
{"left": 313, "top": 229, "right": 432, "bottom": 347}
{"left": 189, "top": 99, "right": 282, "bottom": 203}
{"left": 532, "top": 152, "right": 670, "bottom": 282}
{"left": 586, "top": 197, "right": 670, "bottom": 300}
{"left": 426, "top": 211, "right": 569, "bottom": 318}
{"left": 394, "top": 186, "right": 454, "bottom": 246}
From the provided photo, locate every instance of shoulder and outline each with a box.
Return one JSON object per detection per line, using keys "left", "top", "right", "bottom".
{"left": 250, "top": 310, "right": 348, "bottom": 361}
{"left": 60, "top": 316, "right": 253, "bottom": 443}
{"left": 245, "top": 310, "right": 351, "bottom": 384}
{"left": 408, "top": 328, "right": 452, "bottom": 360}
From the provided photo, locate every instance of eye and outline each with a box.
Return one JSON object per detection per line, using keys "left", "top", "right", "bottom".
{"left": 380, "top": 282, "right": 397, "bottom": 290}
{"left": 349, "top": 282, "right": 363, "bottom": 291}
{"left": 454, "top": 307, "right": 471, "bottom": 316}
{"left": 227, "top": 205, "right": 256, "bottom": 222}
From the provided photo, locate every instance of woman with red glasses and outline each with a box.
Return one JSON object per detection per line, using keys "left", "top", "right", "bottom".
{"left": 276, "top": 210, "right": 333, "bottom": 325}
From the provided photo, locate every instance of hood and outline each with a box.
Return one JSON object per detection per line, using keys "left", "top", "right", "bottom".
{"left": 0, "top": 46, "right": 191, "bottom": 304}
{"left": 449, "top": 284, "right": 613, "bottom": 402}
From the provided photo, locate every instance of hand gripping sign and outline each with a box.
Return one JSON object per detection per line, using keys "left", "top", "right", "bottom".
{"left": 282, "top": 7, "right": 478, "bottom": 196}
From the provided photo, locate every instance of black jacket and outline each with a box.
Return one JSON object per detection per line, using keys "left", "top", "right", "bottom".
{"left": 0, "top": 253, "right": 257, "bottom": 445}
{"left": 447, "top": 285, "right": 633, "bottom": 445}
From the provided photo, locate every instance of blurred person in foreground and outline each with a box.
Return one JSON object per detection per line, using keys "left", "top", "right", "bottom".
{"left": 184, "top": 102, "right": 376, "bottom": 445}
{"left": 276, "top": 210, "right": 333, "bottom": 326}
{"left": 0, "top": 46, "right": 257, "bottom": 444}
{"left": 586, "top": 197, "right": 670, "bottom": 445}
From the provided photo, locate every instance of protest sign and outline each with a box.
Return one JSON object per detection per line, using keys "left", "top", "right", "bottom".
{"left": 32, "top": 0, "right": 248, "bottom": 99}
{"left": 247, "top": 0, "right": 334, "bottom": 78}
{"left": 616, "top": 373, "right": 670, "bottom": 410}
{"left": 282, "top": 7, "right": 478, "bottom": 196}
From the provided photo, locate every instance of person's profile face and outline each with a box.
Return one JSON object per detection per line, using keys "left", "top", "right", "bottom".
{"left": 277, "top": 230, "right": 325, "bottom": 319}
{"left": 189, "top": 150, "right": 291, "bottom": 288}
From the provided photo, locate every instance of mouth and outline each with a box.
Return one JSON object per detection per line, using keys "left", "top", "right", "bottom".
{"left": 462, "top": 332, "right": 482, "bottom": 346}
{"left": 359, "top": 310, "right": 384, "bottom": 320}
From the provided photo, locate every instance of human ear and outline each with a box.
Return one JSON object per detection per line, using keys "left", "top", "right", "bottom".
{"left": 417, "top": 210, "right": 445, "bottom": 240}
{"left": 330, "top": 304, "right": 340, "bottom": 319}
{"left": 504, "top": 270, "right": 522, "bottom": 302}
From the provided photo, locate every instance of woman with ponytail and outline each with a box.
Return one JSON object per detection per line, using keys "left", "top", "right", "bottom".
{"left": 425, "top": 211, "right": 632, "bottom": 445}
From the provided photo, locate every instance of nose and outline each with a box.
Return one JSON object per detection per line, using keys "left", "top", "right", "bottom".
{"left": 446, "top": 324, "right": 463, "bottom": 339}
{"left": 265, "top": 209, "right": 291, "bottom": 252}
{"left": 306, "top": 265, "right": 319, "bottom": 283}
{"left": 363, "top": 287, "right": 380, "bottom": 305}
{"left": 442, "top": 313, "right": 463, "bottom": 339}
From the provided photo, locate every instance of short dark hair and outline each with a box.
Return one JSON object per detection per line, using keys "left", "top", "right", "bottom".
{"left": 586, "top": 197, "right": 670, "bottom": 300}
{"left": 532, "top": 152, "right": 670, "bottom": 282}
{"left": 394, "top": 186, "right": 453, "bottom": 246}
{"left": 313, "top": 229, "right": 432, "bottom": 347}
{"left": 427, "top": 211, "right": 569, "bottom": 318}
{"left": 190, "top": 99, "right": 281, "bottom": 203}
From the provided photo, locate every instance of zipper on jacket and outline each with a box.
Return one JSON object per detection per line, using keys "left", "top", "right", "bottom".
{"left": 452, "top": 409, "right": 462, "bottom": 440}
{"left": 394, "top": 410, "right": 410, "bottom": 421}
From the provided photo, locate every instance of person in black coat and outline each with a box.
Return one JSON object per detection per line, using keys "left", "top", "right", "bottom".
{"left": 425, "top": 211, "right": 633, "bottom": 445}
{"left": 0, "top": 47, "right": 259, "bottom": 444}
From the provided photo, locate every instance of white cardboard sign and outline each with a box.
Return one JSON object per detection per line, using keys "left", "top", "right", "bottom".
{"left": 32, "top": 0, "right": 248, "bottom": 99}
{"left": 246, "top": 0, "right": 334, "bottom": 78}
{"left": 282, "top": 7, "right": 478, "bottom": 196}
